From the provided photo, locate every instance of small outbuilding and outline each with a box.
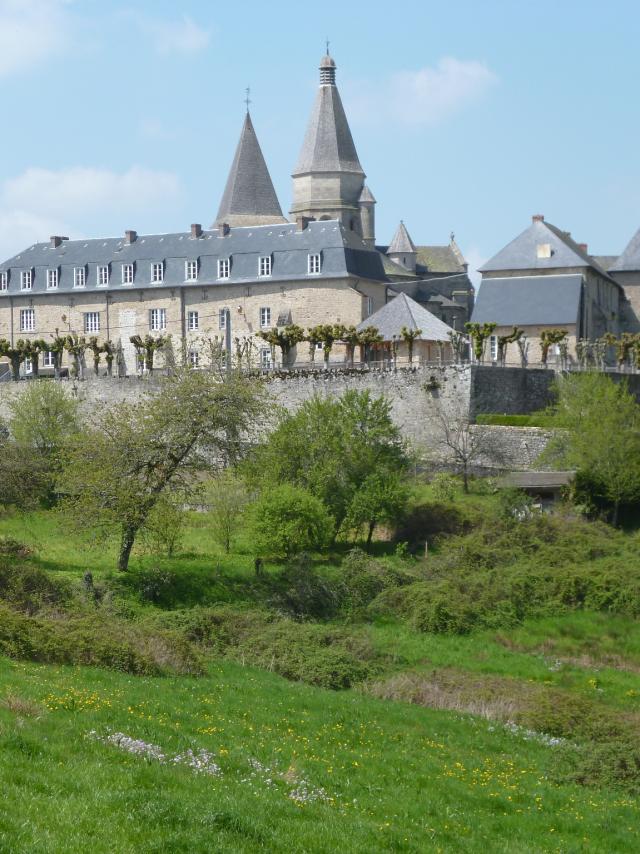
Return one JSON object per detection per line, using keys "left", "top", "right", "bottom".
{"left": 497, "top": 470, "right": 575, "bottom": 510}
{"left": 357, "top": 292, "right": 456, "bottom": 363}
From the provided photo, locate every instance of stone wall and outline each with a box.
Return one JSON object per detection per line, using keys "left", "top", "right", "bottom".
{"left": 470, "top": 365, "right": 556, "bottom": 417}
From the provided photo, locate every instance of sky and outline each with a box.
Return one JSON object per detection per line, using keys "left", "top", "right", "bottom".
{"left": 1, "top": 0, "right": 640, "bottom": 284}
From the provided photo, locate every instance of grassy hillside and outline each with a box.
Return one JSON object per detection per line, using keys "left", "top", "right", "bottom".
{"left": 1, "top": 484, "right": 640, "bottom": 852}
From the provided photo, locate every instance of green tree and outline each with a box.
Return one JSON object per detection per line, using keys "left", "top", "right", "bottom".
{"left": 400, "top": 326, "right": 422, "bottom": 364}
{"left": 465, "top": 322, "right": 496, "bottom": 363}
{"left": 540, "top": 328, "right": 568, "bottom": 366}
{"left": 346, "top": 471, "right": 409, "bottom": 547}
{"left": 0, "top": 339, "right": 24, "bottom": 381}
{"left": 245, "top": 390, "right": 410, "bottom": 538}
{"left": 129, "top": 334, "right": 168, "bottom": 372}
{"left": 544, "top": 373, "right": 640, "bottom": 525}
{"left": 249, "top": 484, "right": 334, "bottom": 558}
{"left": 206, "top": 470, "right": 249, "bottom": 553}
{"left": 64, "top": 334, "right": 87, "bottom": 379}
{"left": 59, "top": 368, "right": 264, "bottom": 571}
{"left": 258, "top": 324, "right": 305, "bottom": 368}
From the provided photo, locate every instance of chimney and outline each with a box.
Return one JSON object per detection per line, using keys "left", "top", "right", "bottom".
{"left": 124, "top": 229, "right": 137, "bottom": 244}
{"left": 191, "top": 223, "right": 202, "bottom": 238}
{"left": 532, "top": 214, "right": 545, "bottom": 223}
{"left": 578, "top": 242, "right": 588, "bottom": 253}
{"left": 296, "top": 215, "right": 311, "bottom": 231}
{"left": 50, "top": 235, "right": 68, "bottom": 248}
{"left": 218, "top": 223, "right": 230, "bottom": 237}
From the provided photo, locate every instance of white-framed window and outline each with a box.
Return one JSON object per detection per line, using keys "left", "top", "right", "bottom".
{"left": 366, "top": 296, "right": 373, "bottom": 316}
{"left": 149, "top": 308, "right": 166, "bottom": 331}
{"left": 42, "top": 351, "right": 54, "bottom": 368}
{"left": 217, "top": 258, "right": 230, "bottom": 279}
{"left": 20, "top": 308, "right": 35, "bottom": 332}
{"left": 46, "top": 269, "right": 58, "bottom": 290}
{"left": 21, "top": 270, "right": 32, "bottom": 291}
{"left": 185, "top": 260, "right": 198, "bottom": 281}
{"left": 260, "top": 347, "right": 272, "bottom": 369}
{"left": 219, "top": 308, "right": 228, "bottom": 330}
{"left": 188, "top": 349, "right": 200, "bottom": 368}
{"left": 97, "top": 265, "right": 109, "bottom": 287}
{"left": 84, "top": 312, "right": 100, "bottom": 333}
{"left": 122, "top": 263, "right": 134, "bottom": 284}
{"left": 151, "top": 262, "right": 164, "bottom": 283}
{"left": 258, "top": 256, "right": 272, "bottom": 277}
{"left": 260, "top": 306, "right": 271, "bottom": 328}
{"left": 188, "top": 310, "right": 199, "bottom": 331}
{"left": 489, "top": 335, "right": 498, "bottom": 362}
{"left": 24, "top": 357, "right": 33, "bottom": 375}
{"left": 74, "top": 266, "right": 86, "bottom": 288}
{"left": 0, "top": 271, "right": 7, "bottom": 291}
{"left": 308, "top": 253, "right": 321, "bottom": 274}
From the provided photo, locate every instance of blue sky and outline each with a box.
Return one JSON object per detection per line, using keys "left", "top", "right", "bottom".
{"left": 1, "top": 0, "right": 639, "bottom": 282}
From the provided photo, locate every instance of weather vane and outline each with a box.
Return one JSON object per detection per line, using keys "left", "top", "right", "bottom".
{"left": 244, "top": 86, "right": 251, "bottom": 112}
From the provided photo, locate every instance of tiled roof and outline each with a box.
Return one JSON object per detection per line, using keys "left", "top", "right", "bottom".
{"left": 357, "top": 292, "right": 455, "bottom": 342}
{"left": 471, "top": 274, "right": 583, "bottom": 326}
{"left": 610, "top": 227, "right": 640, "bottom": 272}
{"left": 387, "top": 221, "right": 417, "bottom": 255}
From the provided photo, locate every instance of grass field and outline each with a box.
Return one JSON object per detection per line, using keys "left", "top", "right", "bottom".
{"left": 1, "top": 485, "right": 640, "bottom": 852}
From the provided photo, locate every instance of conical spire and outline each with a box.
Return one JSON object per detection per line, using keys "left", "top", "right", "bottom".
{"left": 388, "top": 221, "right": 417, "bottom": 255}
{"left": 214, "top": 112, "right": 287, "bottom": 228}
{"left": 292, "top": 54, "right": 364, "bottom": 177}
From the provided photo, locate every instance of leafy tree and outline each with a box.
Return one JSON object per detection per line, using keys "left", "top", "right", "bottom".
{"left": 357, "top": 326, "right": 383, "bottom": 363}
{"left": 400, "top": 326, "right": 422, "bottom": 364}
{"left": 258, "top": 324, "right": 305, "bottom": 368}
{"left": 49, "top": 332, "right": 67, "bottom": 379}
{"left": 346, "top": 471, "right": 409, "bottom": 546}
{"left": 64, "top": 334, "right": 87, "bottom": 379}
{"left": 87, "top": 336, "right": 103, "bottom": 376}
{"left": 206, "top": 470, "right": 249, "bottom": 553}
{"left": 245, "top": 390, "right": 410, "bottom": 538}
{"left": 249, "top": 484, "right": 334, "bottom": 558}
{"left": 497, "top": 327, "right": 523, "bottom": 367}
{"left": 21, "top": 338, "right": 47, "bottom": 378}
{"left": 129, "top": 334, "right": 168, "bottom": 372}
{"left": 341, "top": 325, "right": 361, "bottom": 367}
{"left": 543, "top": 373, "right": 640, "bottom": 525}
{"left": 139, "top": 495, "right": 185, "bottom": 558}
{"left": 540, "top": 328, "right": 568, "bottom": 366}
{"left": 465, "top": 322, "right": 496, "bottom": 362}
{"left": 102, "top": 340, "right": 116, "bottom": 376}
{"left": 0, "top": 339, "right": 24, "bottom": 381}
{"left": 59, "top": 368, "right": 264, "bottom": 570}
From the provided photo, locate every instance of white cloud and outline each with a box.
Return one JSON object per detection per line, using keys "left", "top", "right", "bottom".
{"left": 0, "top": 166, "right": 183, "bottom": 260}
{"left": 134, "top": 13, "right": 211, "bottom": 55}
{"left": 346, "top": 57, "right": 498, "bottom": 127}
{"left": 0, "top": 0, "right": 69, "bottom": 78}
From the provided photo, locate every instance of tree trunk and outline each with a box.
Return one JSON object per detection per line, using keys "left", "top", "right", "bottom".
{"left": 117, "top": 526, "right": 137, "bottom": 571}
{"left": 612, "top": 499, "right": 620, "bottom": 528}
{"left": 366, "top": 520, "right": 376, "bottom": 548}
{"left": 462, "top": 466, "right": 469, "bottom": 494}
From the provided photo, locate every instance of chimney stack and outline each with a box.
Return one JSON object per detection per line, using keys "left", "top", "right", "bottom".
{"left": 124, "top": 229, "right": 137, "bottom": 244}
{"left": 191, "top": 223, "right": 202, "bottom": 238}
{"left": 532, "top": 214, "right": 545, "bottom": 223}
{"left": 218, "top": 223, "right": 230, "bottom": 237}
{"left": 296, "top": 215, "right": 312, "bottom": 231}
{"left": 50, "top": 235, "right": 68, "bottom": 248}
{"left": 578, "top": 243, "right": 588, "bottom": 253}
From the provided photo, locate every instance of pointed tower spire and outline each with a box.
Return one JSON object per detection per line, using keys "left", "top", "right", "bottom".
{"left": 387, "top": 221, "right": 418, "bottom": 273}
{"left": 214, "top": 111, "right": 287, "bottom": 228}
{"left": 290, "top": 52, "right": 366, "bottom": 232}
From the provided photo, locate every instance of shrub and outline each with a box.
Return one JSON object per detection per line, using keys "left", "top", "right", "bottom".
{"left": 0, "top": 537, "right": 34, "bottom": 558}
{"left": 0, "top": 560, "right": 71, "bottom": 615}
{"left": 270, "top": 554, "right": 340, "bottom": 620}
{"left": 249, "top": 484, "right": 335, "bottom": 558}
{"left": 430, "top": 473, "right": 458, "bottom": 502}
{"left": 558, "top": 740, "right": 640, "bottom": 795}
{"left": 340, "top": 548, "right": 413, "bottom": 617}
{"left": 133, "top": 565, "right": 179, "bottom": 605}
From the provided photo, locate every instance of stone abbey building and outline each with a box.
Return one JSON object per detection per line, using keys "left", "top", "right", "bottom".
{"left": 0, "top": 53, "right": 472, "bottom": 376}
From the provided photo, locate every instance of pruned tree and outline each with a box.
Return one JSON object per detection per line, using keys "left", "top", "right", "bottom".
{"left": 465, "top": 322, "right": 496, "bottom": 363}
{"left": 400, "top": 326, "right": 422, "bottom": 364}
{"left": 496, "top": 327, "right": 523, "bottom": 367}
{"left": 447, "top": 330, "right": 467, "bottom": 364}
{"left": 357, "top": 325, "right": 383, "bottom": 364}
{"left": 59, "top": 367, "right": 265, "bottom": 571}
{"left": 0, "top": 338, "right": 24, "bottom": 381}
{"left": 49, "top": 331, "right": 67, "bottom": 379}
{"left": 129, "top": 334, "right": 168, "bottom": 372}
{"left": 540, "top": 328, "right": 568, "bottom": 367}
{"left": 102, "top": 340, "right": 116, "bottom": 376}
{"left": 87, "top": 336, "right": 102, "bottom": 376}
{"left": 340, "top": 325, "right": 361, "bottom": 367}
{"left": 258, "top": 324, "right": 305, "bottom": 368}
{"left": 64, "top": 334, "right": 87, "bottom": 379}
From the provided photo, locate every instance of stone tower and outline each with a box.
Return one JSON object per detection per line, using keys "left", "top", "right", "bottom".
{"left": 291, "top": 52, "right": 368, "bottom": 234}
{"left": 387, "top": 221, "right": 417, "bottom": 272}
{"left": 214, "top": 111, "right": 287, "bottom": 228}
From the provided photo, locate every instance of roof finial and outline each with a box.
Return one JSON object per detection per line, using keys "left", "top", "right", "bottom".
{"left": 244, "top": 86, "right": 251, "bottom": 113}
{"left": 326, "top": 37, "right": 330, "bottom": 55}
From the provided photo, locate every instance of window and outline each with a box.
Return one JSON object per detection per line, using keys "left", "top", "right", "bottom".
{"left": 188, "top": 310, "right": 199, "bottom": 331}
{"left": 258, "top": 256, "right": 272, "bottom": 277}
{"left": 20, "top": 308, "right": 35, "bottom": 332}
{"left": 537, "top": 243, "right": 552, "bottom": 259}
{"left": 185, "top": 260, "right": 198, "bottom": 281}
{"left": 97, "top": 265, "right": 109, "bottom": 287}
{"left": 0, "top": 272, "right": 7, "bottom": 291}
{"left": 150, "top": 308, "right": 166, "bottom": 331}
{"left": 42, "top": 351, "right": 54, "bottom": 368}
{"left": 188, "top": 349, "right": 200, "bottom": 368}
{"left": 21, "top": 270, "right": 32, "bottom": 291}
{"left": 366, "top": 296, "right": 373, "bottom": 317}
{"left": 122, "top": 263, "right": 134, "bottom": 284}
{"left": 217, "top": 258, "right": 230, "bottom": 279}
{"left": 260, "top": 347, "right": 272, "bottom": 369}
{"left": 84, "top": 312, "right": 100, "bottom": 333}
{"left": 219, "top": 308, "right": 228, "bottom": 330}
{"left": 74, "top": 266, "right": 86, "bottom": 288}
{"left": 308, "top": 253, "right": 321, "bottom": 274}
{"left": 46, "top": 269, "right": 58, "bottom": 290}
{"left": 260, "top": 306, "right": 271, "bottom": 328}
{"left": 24, "top": 357, "right": 33, "bottom": 375}
{"left": 489, "top": 335, "right": 498, "bottom": 362}
{"left": 151, "top": 262, "right": 164, "bottom": 283}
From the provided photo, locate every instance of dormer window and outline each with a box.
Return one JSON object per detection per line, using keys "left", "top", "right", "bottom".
{"left": 537, "top": 243, "right": 552, "bottom": 259}
{"left": 308, "top": 253, "right": 321, "bottom": 274}
{"left": 185, "top": 260, "right": 198, "bottom": 281}
{"left": 217, "top": 258, "right": 230, "bottom": 279}
{"left": 0, "top": 272, "right": 7, "bottom": 292}
{"left": 122, "top": 263, "right": 134, "bottom": 284}
{"left": 74, "top": 266, "right": 86, "bottom": 288}
{"left": 46, "top": 269, "right": 58, "bottom": 290}
{"left": 258, "top": 256, "right": 272, "bottom": 277}
{"left": 97, "top": 265, "right": 109, "bottom": 287}
{"left": 151, "top": 262, "right": 164, "bottom": 283}
{"left": 21, "top": 270, "right": 32, "bottom": 291}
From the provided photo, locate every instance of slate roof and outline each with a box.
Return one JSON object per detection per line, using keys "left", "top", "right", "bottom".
{"left": 471, "top": 274, "right": 583, "bottom": 326}
{"left": 480, "top": 218, "right": 615, "bottom": 282}
{"left": 389, "top": 274, "right": 473, "bottom": 308}
{"left": 0, "top": 220, "right": 390, "bottom": 295}
{"left": 357, "top": 292, "right": 455, "bottom": 342}
{"left": 498, "top": 471, "right": 575, "bottom": 490}
{"left": 358, "top": 185, "right": 376, "bottom": 204}
{"left": 594, "top": 255, "right": 619, "bottom": 272}
{"left": 610, "top": 227, "right": 640, "bottom": 271}
{"left": 387, "top": 222, "right": 417, "bottom": 255}
{"left": 214, "top": 112, "right": 287, "bottom": 227}
{"left": 293, "top": 57, "right": 364, "bottom": 176}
